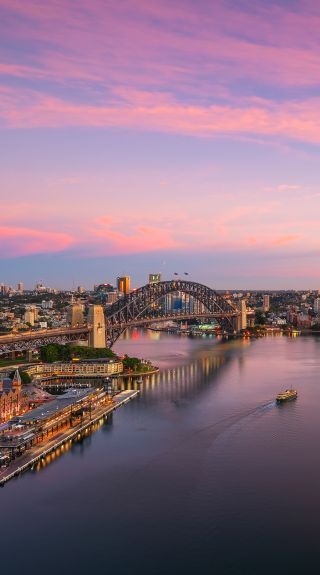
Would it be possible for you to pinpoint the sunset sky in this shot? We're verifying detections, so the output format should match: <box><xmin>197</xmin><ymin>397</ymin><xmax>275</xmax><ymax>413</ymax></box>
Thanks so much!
<box><xmin>1</xmin><ymin>0</ymin><xmax>320</xmax><ymax>289</ymax></box>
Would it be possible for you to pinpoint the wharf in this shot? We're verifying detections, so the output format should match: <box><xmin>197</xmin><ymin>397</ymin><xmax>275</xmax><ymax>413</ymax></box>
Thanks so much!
<box><xmin>0</xmin><ymin>389</ymin><xmax>139</xmax><ymax>487</ymax></box>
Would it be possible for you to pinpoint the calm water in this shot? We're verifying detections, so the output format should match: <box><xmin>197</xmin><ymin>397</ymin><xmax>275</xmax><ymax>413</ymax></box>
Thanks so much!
<box><xmin>1</xmin><ymin>331</ymin><xmax>320</xmax><ymax>574</ymax></box>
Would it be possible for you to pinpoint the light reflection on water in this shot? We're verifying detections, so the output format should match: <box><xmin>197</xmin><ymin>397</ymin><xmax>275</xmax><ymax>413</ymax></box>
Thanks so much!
<box><xmin>1</xmin><ymin>330</ymin><xmax>320</xmax><ymax>575</ymax></box>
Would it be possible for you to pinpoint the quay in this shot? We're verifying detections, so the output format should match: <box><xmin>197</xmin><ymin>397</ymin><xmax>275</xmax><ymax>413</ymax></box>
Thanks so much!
<box><xmin>0</xmin><ymin>389</ymin><xmax>138</xmax><ymax>487</ymax></box>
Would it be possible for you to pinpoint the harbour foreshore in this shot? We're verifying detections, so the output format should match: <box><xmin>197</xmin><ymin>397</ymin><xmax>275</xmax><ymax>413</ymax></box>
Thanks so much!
<box><xmin>0</xmin><ymin>389</ymin><xmax>138</xmax><ymax>487</ymax></box>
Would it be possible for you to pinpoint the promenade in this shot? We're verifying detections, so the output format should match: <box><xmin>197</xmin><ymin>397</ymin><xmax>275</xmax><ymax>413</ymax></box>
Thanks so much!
<box><xmin>0</xmin><ymin>389</ymin><xmax>138</xmax><ymax>487</ymax></box>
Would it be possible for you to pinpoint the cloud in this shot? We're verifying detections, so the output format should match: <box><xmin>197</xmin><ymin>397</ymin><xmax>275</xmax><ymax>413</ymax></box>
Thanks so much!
<box><xmin>272</xmin><ymin>235</ymin><xmax>301</xmax><ymax>246</ymax></box>
<box><xmin>2</xmin><ymin>86</ymin><xmax>320</xmax><ymax>144</ymax></box>
<box><xmin>0</xmin><ymin>226</ymin><xmax>74</xmax><ymax>257</ymax></box>
<box><xmin>277</xmin><ymin>184</ymin><xmax>300</xmax><ymax>192</ymax></box>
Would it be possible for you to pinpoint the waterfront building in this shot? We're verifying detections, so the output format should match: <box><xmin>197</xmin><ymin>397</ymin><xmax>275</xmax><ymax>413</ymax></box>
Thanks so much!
<box><xmin>67</xmin><ymin>303</ymin><xmax>84</xmax><ymax>327</ymax></box>
<box><xmin>263</xmin><ymin>294</ymin><xmax>270</xmax><ymax>312</ymax></box>
<box><xmin>13</xmin><ymin>388</ymin><xmax>102</xmax><ymax>427</ymax></box>
<box><xmin>88</xmin><ymin>305</ymin><xmax>106</xmax><ymax>348</ymax></box>
<box><xmin>26</xmin><ymin>359</ymin><xmax>123</xmax><ymax>380</ymax></box>
<box><xmin>117</xmin><ymin>276</ymin><xmax>130</xmax><ymax>295</ymax></box>
<box><xmin>0</xmin><ymin>370</ymin><xmax>25</xmax><ymax>423</ymax></box>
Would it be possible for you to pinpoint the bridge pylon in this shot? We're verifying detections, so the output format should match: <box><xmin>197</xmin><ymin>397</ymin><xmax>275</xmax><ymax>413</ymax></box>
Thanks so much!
<box><xmin>88</xmin><ymin>305</ymin><xmax>106</xmax><ymax>348</ymax></box>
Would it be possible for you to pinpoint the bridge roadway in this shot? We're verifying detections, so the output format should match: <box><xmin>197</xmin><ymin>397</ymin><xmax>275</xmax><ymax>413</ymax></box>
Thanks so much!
<box><xmin>0</xmin><ymin>311</ymin><xmax>236</xmax><ymax>355</ymax></box>
<box><xmin>0</xmin><ymin>389</ymin><xmax>138</xmax><ymax>486</ymax></box>
<box><xmin>0</xmin><ymin>325</ymin><xmax>90</xmax><ymax>354</ymax></box>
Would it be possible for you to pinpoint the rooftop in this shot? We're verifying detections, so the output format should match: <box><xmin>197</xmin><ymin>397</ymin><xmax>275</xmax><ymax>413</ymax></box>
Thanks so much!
<box><xmin>14</xmin><ymin>388</ymin><xmax>97</xmax><ymax>424</ymax></box>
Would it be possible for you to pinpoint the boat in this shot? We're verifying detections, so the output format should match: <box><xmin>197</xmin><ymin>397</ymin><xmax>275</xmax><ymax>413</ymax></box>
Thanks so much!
<box><xmin>276</xmin><ymin>389</ymin><xmax>298</xmax><ymax>403</ymax></box>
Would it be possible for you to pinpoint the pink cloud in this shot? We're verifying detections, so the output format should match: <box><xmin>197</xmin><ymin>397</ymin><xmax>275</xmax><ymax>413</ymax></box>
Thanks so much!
<box><xmin>0</xmin><ymin>226</ymin><xmax>74</xmax><ymax>257</ymax></box>
<box><xmin>272</xmin><ymin>235</ymin><xmax>301</xmax><ymax>246</ymax></box>
<box><xmin>1</xmin><ymin>86</ymin><xmax>320</xmax><ymax>144</ymax></box>
<box><xmin>90</xmin><ymin>219</ymin><xmax>183</xmax><ymax>255</ymax></box>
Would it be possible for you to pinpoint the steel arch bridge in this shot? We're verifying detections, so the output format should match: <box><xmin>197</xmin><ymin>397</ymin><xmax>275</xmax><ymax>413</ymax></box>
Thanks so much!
<box><xmin>105</xmin><ymin>280</ymin><xmax>240</xmax><ymax>345</ymax></box>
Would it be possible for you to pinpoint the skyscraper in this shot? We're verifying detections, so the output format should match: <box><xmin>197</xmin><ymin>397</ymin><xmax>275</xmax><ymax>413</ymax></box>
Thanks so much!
<box><xmin>17</xmin><ymin>282</ymin><xmax>24</xmax><ymax>294</ymax></box>
<box><xmin>263</xmin><ymin>294</ymin><xmax>270</xmax><ymax>312</ymax></box>
<box><xmin>240</xmin><ymin>299</ymin><xmax>247</xmax><ymax>329</ymax></box>
<box><xmin>88</xmin><ymin>305</ymin><xmax>106</xmax><ymax>348</ymax></box>
<box><xmin>117</xmin><ymin>276</ymin><xmax>130</xmax><ymax>295</ymax></box>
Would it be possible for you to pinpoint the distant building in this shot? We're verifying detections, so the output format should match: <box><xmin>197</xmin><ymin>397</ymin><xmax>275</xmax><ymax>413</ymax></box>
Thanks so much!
<box><xmin>117</xmin><ymin>276</ymin><xmax>130</xmax><ymax>295</ymax></box>
<box><xmin>17</xmin><ymin>282</ymin><xmax>24</xmax><ymax>294</ymax></box>
<box><xmin>88</xmin><ymin>305</ymin><xmax>106</xmax><ymax>348</ymax></box>
<box><xmin>240</xmin><ymin>299</ymin><xmax>247</xmax><ymax>329</ymax></box>
<box><xmin>0</xmin><ymin>284</ymin><xmax>10</xmax><ymax>295</ymax></box>
<box><xmin>149</xmin><ymin>274</ymin><xmax>161</xmax><ymax>284</ymax></box>
<box><xmin>41</xmin><ymin>300</ymin><xmax>53</xmax><ymax>309</ymax></box>
<box><xmin>314</xmin><ymin>298</ymin><xmax>320</xmax><ymax>314</ymax></box>
<box><xmin>263</xmin><ymin>294</ymin><xmax>270</xmax><ymax>312</ymax></box>
<box><xmin>77</xmin><ymin>286</ymin><xmax>85</xmax><ymax>294</ymax></box>
<box><xmin>106</xmin><ymin>291</ymin><xmax>118</xmax><ymax>305</ymax></box>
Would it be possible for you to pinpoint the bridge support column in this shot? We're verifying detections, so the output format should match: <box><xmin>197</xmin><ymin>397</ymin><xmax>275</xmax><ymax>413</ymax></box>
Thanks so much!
<box><xmin>88</xmin><ymin>305</ymin><xmax>106</xmax><ymax>348</ymax></box>
<box><xmin>25</xmin><ymin>350</ymin><xmax>33</xmax><ymax>362</ymax></box>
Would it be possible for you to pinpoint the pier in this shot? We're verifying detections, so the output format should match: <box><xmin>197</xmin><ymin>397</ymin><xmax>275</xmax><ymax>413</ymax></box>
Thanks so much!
<box><xmin>0</xmin><ymin>389</ymin><xmax>138</xmax><ymax>487</ymax></box>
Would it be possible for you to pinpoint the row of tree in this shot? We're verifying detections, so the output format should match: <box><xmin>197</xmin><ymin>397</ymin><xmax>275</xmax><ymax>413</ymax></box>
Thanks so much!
<box><xmin>39</xmin><ymin>344</ymin><xmax>116</xmax><ymax>363</ymax></box>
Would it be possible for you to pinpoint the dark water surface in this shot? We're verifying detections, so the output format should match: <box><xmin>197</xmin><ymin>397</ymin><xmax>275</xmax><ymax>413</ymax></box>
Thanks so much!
<box><xmin>1</xmin><ymin>331</ymin><xmax>320</xmax><ymax>574</ymax></box>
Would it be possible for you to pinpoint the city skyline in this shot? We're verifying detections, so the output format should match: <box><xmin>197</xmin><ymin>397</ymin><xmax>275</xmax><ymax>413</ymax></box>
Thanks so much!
<box><xmin>1</xmin><ymin>0</ymin><xmax>320</xmax><ymax>287</ymax></box>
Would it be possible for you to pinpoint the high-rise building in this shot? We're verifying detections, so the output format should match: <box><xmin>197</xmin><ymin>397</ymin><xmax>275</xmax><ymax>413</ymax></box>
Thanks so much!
<box><xmin>88</xmin><ymin>305</ymin><xmax>106</xmax><ymax>348</ymax></box>
<box><xmin>117</xmin><ymin>276</ymin><xmax>130</xmax><ymax>295</ymax></box>
<box><xmin>314</xmin><ymin>298</ymin><xmax>320</xmax><ymax>314</ymax></box>
<box><xmin>77</xmin><ymin>286</ymin><xmax>85</xmax><ymax>294</ymax></box>
<box><xmin>149</xmin><ymin>273</ymin><xmax>161</xmax><ymax>284</ymax></box>
<box><xmin>240</xmin><ymin>299</ymin><xmax>247</xmax><ymax>329</ymax></box>
<box><xmin>17</xmin><ymin>282</ymin><xmax>24</xmax><ymax>294</ymax></box>
<box><xmin>263</xmin><ymin>294</ymin><xmax>270</xmax><ymax>312</ymax></box>
<box><xmin>67</xmin><ymin>303</ymin><xmax>84</xmax><ymax>327</ymax></box>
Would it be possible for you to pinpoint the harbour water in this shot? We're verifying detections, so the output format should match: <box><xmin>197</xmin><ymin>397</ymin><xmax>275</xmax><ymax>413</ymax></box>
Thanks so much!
<box><xmin>1</xmin><ymin>330</ymin><xmax>320</xmax><ymax>574</ymax></box>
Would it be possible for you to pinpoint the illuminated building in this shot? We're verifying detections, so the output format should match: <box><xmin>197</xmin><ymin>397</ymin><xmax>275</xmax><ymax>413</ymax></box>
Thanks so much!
<box><xmin>117</xmin><ymin>276</ymin><xmax>130</xmax><ymax>295</ymax></box>
<box><xmin>263</xmin><ymin>294</ymin><xmax>270</xmax><ymax>312</ymax></box>
<box><xmin>240</xmin><ymin>299</ymin><xmax>247</xmax><ymax>329</ymax></box>
<box><xmin>88</xmin><ymin>305</ymin><xmax>106</xmax><ymax>348</ymax></box>
<box><xmin>26</xmin><ymin>359</ymin><xmax>123</xmax><ymax>379</ymax></box>
<box><xmin>0</xmin><ymin>370</ymin><xmax>25</xmax><ymax>423</ymax></box>
<box><xmin>149</xmin><ymin>274</ymin><xmax>161</xmax><ymax>284</ymax></box>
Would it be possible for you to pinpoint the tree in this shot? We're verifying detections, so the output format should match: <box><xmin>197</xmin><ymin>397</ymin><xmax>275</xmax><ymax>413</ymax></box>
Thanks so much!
<box><xmin>255</xmin><ymin>310</ymin><xmax>266</xmax><ymax>325</ymax></box>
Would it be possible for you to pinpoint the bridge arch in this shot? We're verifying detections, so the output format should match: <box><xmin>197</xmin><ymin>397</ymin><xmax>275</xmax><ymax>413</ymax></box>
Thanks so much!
<box><xmin>105</xmin><ymin>280</ymin><xmax>240</xmax><ymax>345</ymax></box>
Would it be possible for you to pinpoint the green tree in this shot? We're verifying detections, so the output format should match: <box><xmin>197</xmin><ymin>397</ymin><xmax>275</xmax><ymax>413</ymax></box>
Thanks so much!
<box><xmin>255</xmin><ymin>310</ymin><xmax>266</xmax><ymax>325</ymax></box>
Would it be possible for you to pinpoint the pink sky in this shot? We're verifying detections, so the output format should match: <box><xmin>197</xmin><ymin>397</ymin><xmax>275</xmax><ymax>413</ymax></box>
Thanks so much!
<box><xmin>1</xmin><ymin>0</ymin><xmax>320</xmax><ymax>287</ymax></box>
